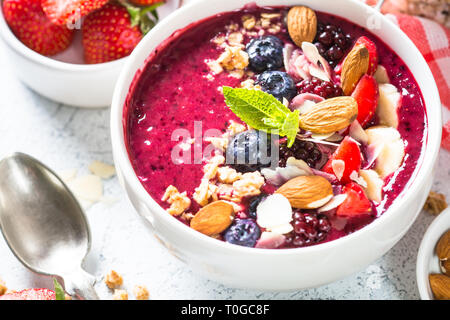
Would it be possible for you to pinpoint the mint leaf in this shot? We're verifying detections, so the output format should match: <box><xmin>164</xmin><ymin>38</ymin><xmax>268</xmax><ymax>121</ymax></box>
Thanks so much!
<box><xmin>222</xmin><ymin>86</ymin><xmax>299</xmax><ymax>146</ymax></box>
<box><xmin>53</xmin><ymin>278</ymin><xmax>65</xmax><ymax>300</ymax></box>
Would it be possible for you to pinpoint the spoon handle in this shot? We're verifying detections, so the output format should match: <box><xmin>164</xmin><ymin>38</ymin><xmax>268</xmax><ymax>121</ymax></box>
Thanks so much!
<box><xmin>63</xmin><ymin>268</ymin><xmax>99</xmax><ymax>300</ymax></box>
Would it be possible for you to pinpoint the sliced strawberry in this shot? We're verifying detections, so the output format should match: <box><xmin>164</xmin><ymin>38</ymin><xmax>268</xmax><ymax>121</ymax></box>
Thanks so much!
<box><xmin>0</xmin><ymin>288</ymin><xmax>55</xmax><ymax>300</ymax></box>
<box><xmin>336</xmin><ymin>182</ymin><xmax>372</xmax><ymax>217</ymax></box>
<box><xmin>354</xmin><ymin>36</ymin><xmax>378</xmax><ymax>75</ymax></box>
<box><xmin>351</xmin><ymin>74</ymin><xmax>379</xmax><ymax>127</ymax></box>
<box><xmin>3</xmin><ymin>0</ymin><xmax>74</xmax><ymax>56</ymax></box>
<box><xmin>41</xmin><ymin>0</ymin><xmax>109</xmax><ymax>26</ymax></box>
<box><xmin>442</xmin><ymin>120</ymin><xmax>450</xmax><ymax>151</ymax></box>
<box><xmin>322</xmin><ymin>136</ymin><xmax>362</xmax><ymax>184</ymax></box>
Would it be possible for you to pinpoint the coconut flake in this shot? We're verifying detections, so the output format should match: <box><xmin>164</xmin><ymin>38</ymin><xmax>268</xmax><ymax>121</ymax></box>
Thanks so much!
<box><xmin>318</xmin><ymin>194</ymin><xmax>348</xmax><ymax>213</ymax></box>
<box><xmin>256</xmin><ymin>194</ymin><xmax>293</xmax><ymax>231</ymax></box>
<box><xmin>89</xmin><ymin>160</ymin><xmax>116</xmax><ymax>179</ymax></box>
<box><xmin>307</xmin><ymin>194</ymin><xmax>333</xmax><ymax>209</ymax></box>
<box><xmin>311</xmin><ymin>169</ymin><xmax>338</xmax><ymax>184</ymax></box>
<box><xmin>289</xmin><ymin>93</ymin><xmax>324</xmax><ymax>113</ymax></box>
<box><xmin>331</xmin><ymin>159</ymin><xmax>345</xmax><ymax>181</ymax></box>
<box><xmin>325</xmin><ymin>133</ymin><xmax>344</xmax><ymax>142</ymax></box>
<box><xmin>301</xmin><ymin>42</ymin><xmax>332</xmax><ymax>82</ymax></box>
<box><xmin>349</xmin><ymin>121</ymin><xmax>369</xmax><ymax>145</ymax></box>
<box><xmin>269</xmin><ymin>223</ymin><xmax>294</xmax><ymax>235</ymax></box>
<box><xmin>364</xmin><ymin>142</ymin><xmax>384</xmax><ymax>169</ymax></box>
<box><xmin>261</xmin><ymin>158</ymin><xmax>312</xmax><ymax>186</ymax></box>
<box><xmin>349</xmin><ymin>170</ymin><xmax>368</xmax><ymax>188</ymax></box>
<box><xmin>374</xmin><ymin>65</ymin><xmax>390</xmax><ymax>84</ymax></box>
<box><xmin>311</xmin><ymin>132</ymin><xmax>335</xmax><ymax>140</ymax></box>
<box><xmin>255</xmin><ymin>232</ymin><xmax>286</xmax><ymax>249</ymax></box>
<box><xmin>67</xmin><ymin>174</ymin><xmax>103</xmax><ymax>203</ymax></box>
<box><xmin>283</xmin><ymin>43</ymin><xmax>294</xmax><ymax>73</ymax></box>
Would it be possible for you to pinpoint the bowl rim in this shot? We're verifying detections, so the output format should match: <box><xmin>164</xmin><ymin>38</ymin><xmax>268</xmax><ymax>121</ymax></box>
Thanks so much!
<box><xmin>416</xmin><ymin>207</ymin><xmax>450</xmax><ymax>300</ymax></box>
<box><xmin>0</xmin><ymin>7</ymin><xmax>126</xmax><ymax>71</ymax></box>
<box><xmin>111</xmin><ymin>0</ymin><xmax>442</xmax><ymax>256</ymax></box>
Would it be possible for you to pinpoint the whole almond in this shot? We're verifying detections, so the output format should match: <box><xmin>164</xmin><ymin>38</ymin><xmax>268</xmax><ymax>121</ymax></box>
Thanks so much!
<box><xmin>190</xmin><ymin>200</ymin><xmax>234</xmax><ymax>236</ymax></box>
<box><xmin>436</xmin><ymin>230</ymin><xmax>450</xmax><ymax>261</ymax></box>
<box><xmin>287</xmin><ymin>6</ymin><xmax>317</xmax><ymax>47</ymax></box>
<box><xmin>429</xmin><ymin>274</ymin><xmax>450</xmax><ymax>300</ymax></box>
<box><xmin>341</xmin><ymin>44</ymin><xmax>369</xmax><ymax>95</ymax></box>
<box><xmin>276</xmin><ymin>175</ymin><xmax>333</xmax><ymax>209</ymax></box>
<box><xmin>298</xmin><ymin>96</ymin><xmax>358</xmax><ymax>134</ymax></box>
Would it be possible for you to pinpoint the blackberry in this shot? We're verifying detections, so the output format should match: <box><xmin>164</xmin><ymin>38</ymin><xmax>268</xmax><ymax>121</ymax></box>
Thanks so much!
<box><xmin>291</xmin><ymin>211</ymin><xmax>331</xmax><ymax>247</ymax></box>
<box><xmin>314</xmin><ymin>23</ymin><xmax>353</xmax><ymax>67</ymax></box>
<box><xmin>297</xmin><ymin>78</ymin><xmax>343</xmax><ymax>99</ymax></box>
<box><xmin>278</xmin><ymin>139</ymin><xmax>322</xmax><ymax>168</ymax></box>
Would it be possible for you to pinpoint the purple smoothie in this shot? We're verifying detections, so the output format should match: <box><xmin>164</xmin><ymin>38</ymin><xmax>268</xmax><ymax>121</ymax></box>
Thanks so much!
<box><xmin>124</xmin><ymin>7</ymin><xmax>426</xmax><ymax>247</ymax></box>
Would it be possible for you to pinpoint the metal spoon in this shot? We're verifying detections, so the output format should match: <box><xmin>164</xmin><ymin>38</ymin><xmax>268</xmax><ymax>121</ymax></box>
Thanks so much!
<box><xmin>0</xmin><ymin>152</ymin><xmax>99</xmax><ymax>300</ymax></box>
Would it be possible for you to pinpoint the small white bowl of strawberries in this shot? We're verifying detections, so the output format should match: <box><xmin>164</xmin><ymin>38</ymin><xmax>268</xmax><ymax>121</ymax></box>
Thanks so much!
<box><xmin>0</xmin><ymin>0</ymin><xmax>179</xmax><ymax>107</ymax></box>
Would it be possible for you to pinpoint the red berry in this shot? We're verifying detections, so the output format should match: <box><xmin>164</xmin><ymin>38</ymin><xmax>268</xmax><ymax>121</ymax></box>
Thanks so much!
<box><xmin>41</xmin><ymin>0</ymin><xmax>109</xmax><ymax>25</ymax></box>
<box><xmin>351</xmin><ymin>74</ymin><xmax>379</xmax><ymax>127</ymax></box>
<box><xmin>129</xmin><ymin>0</ymin><xmax>164</xmax><ymax>6</ymax></box>
<box><xmin>3</xmin><ymin>0</ymin><xmax>74</xmax><ymax>56</ymax></box>
<box><xmin>0</xmin><ymin>288</ymin><xmax>55</xmax><ymax>300</ymax></box>
<box><xmin>336</xmin><ymin>182</ymin><xmax>372</xmax><ymax>217</ymax></box>
<box><xmin>354</xmin><ymin>36</ymin><xmax>378</xmax><ymax>75</ymax></box>
<box><xmin>322</xmin><ymin>136</ymin><xmax>362</xmax><ymax>184</ymax></box>
<box><xmin>442</xmin><ymin>120</ymin><xmax>450</xmax><ymax>151</ymax></box>
<box><xmin>82</xmin><ymin>3</ymin><xmax>143</xmax><ymax>64</ymax></box>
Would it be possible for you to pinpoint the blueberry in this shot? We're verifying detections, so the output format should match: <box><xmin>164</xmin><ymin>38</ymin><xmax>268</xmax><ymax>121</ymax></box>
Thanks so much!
<box><xmin>256</xmin><ymin>71</ymin><xmax>297</xmax><ymax>101</ymax></box>
<box><xmin>224</xmin><ymin>219</ymin><xmax>261</xmax><ymax>247</ymax></box>
<box><xmin>226</xmin><ymin>130</ymin><xmax>274</xmax><ymax>173</ymax></box>
<box><xmin>246</xmin><ymin>35</ymin><xmax>284</xmax><ymax>72</ymax></box>
<box><xmin>248</xmin><ymin>194</ymin><xmax>266</xmax><ymax>219</ymax></box>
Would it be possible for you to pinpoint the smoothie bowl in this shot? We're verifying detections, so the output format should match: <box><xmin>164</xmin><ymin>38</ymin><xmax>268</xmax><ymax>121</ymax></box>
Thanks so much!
<box><xmin>111</xmin><ymin>0</ymin><xmax>441</xmax><ymax>290</ymax></box>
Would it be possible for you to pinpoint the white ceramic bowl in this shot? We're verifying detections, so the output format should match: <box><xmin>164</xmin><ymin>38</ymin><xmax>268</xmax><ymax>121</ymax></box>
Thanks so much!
<box><xmin>111</xmin><ymin>0</ymin><xmax>442</xmax><ymax>290</ymax></box>
<box><xmin>417</xmin><ymin>208</ymin><xmax>450</xmax><ymax>300</ymax></box>
<box><xmin>0</xmin><ymin>1</ymin><xmax>179</xmax><ymax>108</ymax></box>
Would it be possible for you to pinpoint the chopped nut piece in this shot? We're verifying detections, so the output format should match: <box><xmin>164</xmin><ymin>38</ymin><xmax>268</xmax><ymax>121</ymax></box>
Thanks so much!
<box><xmin>229</xmin><ymin>69</ymin><xmax>245</xmax><ymax>79</ymax></box>
<box><xmin>216</xmin><ymin>45</ymin><xmax>249</xmax><ymax>71</ymax></box>
<box><xmin>217</xmin><ymin>167</ymin><xmax>242</xmax><ymax>184</ymax></box>
<box><xmin>260</xmin><ymin>12</ymin><xmax>282</xmax><ymax>19</ymax></box>
<box><xmin>206</xmin><ymin>60</ymin><xmax>224</xmax><ymax>74</ymax></box>
<box><xmin>0</xmin><ymin>278</ymin><xmax>7</xmax><ymax>296</ymax></box>
<box><xmin>226</xmin><ymin>22</ymin><xmax>239</xmax><ymax>32</ymax></box>
<box><xmin>225</xmin><ymin>120</ymin><xmax>247</xmax><ymax>138</ymax></box>
<box><xmin>205</xmin><ymin>136</ymin><xmax>229</xmax><ymax>152</ymax></box>
<box><xmin>423</xmin><ymin>191</ymin><xmax>448</xmax><ymax>215</ymax></box>
<box><xmin>180</xmin><ymin>211</ymin><xmax>195</xmax><ymax>223</ymax></box>
<box><xmin>203</xmin><ymin>155</ymin><xmax>225</xmax><ymax>180</ymax></box>
<box><xmin>240</xmin><ymin>78</ymin><xmax>262</xmax><ymax>90</ymax></box>
<box><xmin>232</xmin><ymin>171</ymin><xmax>265</xmax><ymax>201</ymax></box>
<box><xmin>212</xmin><ymin>35</ymin><xmax>226</xmax><ymax>45</ymax></box>
<box><xmin>113</xmin><ymin>289</ymin><xmax>128</xmax><ymax>300</ymax></box>
<box><xmin>133</xmin><ymin>285</ymin><xmax>150</xmax><ymax>300</ymax></box>
<box><xmin>242</xmin><ymin>15</ymin><xmax>256</xmax><ymax>29</ymax></box>
<box><xmin>162</xmin><ymin>185</ymin><xmax>191</xmax><ymax>216</ymax></box>
<box><xmin>104</xmin><ymin>270</ymin><xmax>123</xmax><ymax>289</ymax></box>
<box><xmin>193</xmin><ymin>179</ymin><xmax>218</xmax><ymax>206</ymax></box>
<box><xmin>228</xmin><ymin>32</ymin><xmax>243</xmax><ymax>46</ymax></box>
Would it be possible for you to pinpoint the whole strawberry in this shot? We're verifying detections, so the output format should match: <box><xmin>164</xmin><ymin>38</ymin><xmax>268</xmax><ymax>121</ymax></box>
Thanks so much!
<box><xmin>82</xmin><ymin>2</ymin><xmax>146</xmax><ymax>64</ymax></box>
<box><xmin>2</xmin><ymin>0</ymin><xmax>74</xmax><ymax>56</ymax></box>
<box><xmin>41</xmin><ymin>0</ymin><xmax>109</xmax><ymax>26</ymax></box>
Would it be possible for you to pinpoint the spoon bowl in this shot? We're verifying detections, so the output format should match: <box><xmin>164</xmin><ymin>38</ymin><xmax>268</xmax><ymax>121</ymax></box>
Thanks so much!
<box><xmin>0</xmin><ymin>152</ymin><xmax>98</xmax><ymax>299</ymax></box>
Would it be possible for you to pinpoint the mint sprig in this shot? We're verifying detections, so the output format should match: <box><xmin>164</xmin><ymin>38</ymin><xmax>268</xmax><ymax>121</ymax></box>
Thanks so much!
<box><xmin>53</xmin><ymin>278</ymin><xmax>65</xmax><ymax>300</ymax></box>
<box><xmin>222</xmin><ymin>86</ymin><xmax>299</xmax><ymax>147</ymax></box>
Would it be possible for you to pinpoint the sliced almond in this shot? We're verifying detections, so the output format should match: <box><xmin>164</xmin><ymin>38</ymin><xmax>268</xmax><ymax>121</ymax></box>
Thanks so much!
<box><xmin>298</xmin><ymin>96</ymin><xmax>358</xmax><ymax>134</ymax></box>
<box><xmin>190</xmin><ymin>200</ymin><xmax>234</xmax><ymax>236</ymax></box>
<box><xmin>359</xmin><ymin>169</ymin><xmax>384</xmax><ymax>203</ymax></box>
<box><xmin>276</xmin><ymin>175</ymin><xmax>333</xmax><ymax>209</ymax></box>
<box><xmin>436</xmin><ymin>230</ymin><xmax>450</xmax><ymax>261</ymax></box>
<box><xmin>429</xmin><ymin>274</ymin><xmax>450</xmax><ymax>300</ymax></box>
<box><xmin>287</xmin><ymin>6</ymin><xmax>317</xmax><ymax>47</ymax></box>
<box><xmin>341</xmin><ymin>44</ymin><xmax>369</xmax><ymax>95</ymax></box>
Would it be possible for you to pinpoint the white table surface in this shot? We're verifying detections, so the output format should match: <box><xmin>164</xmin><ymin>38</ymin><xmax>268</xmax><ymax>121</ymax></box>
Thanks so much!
<box><xmin>0</xmin><ymin>33</ymin><xmax>449</xmax><ymax>301</ymax></box>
